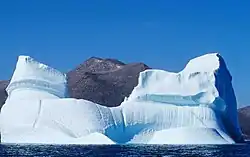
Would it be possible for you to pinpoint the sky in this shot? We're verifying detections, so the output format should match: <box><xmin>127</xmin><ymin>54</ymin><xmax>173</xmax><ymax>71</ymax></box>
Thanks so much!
<box><xmin>0</xmin><ymin>1</ymin><xmax>249</xmax><ymax>107</ymax></box>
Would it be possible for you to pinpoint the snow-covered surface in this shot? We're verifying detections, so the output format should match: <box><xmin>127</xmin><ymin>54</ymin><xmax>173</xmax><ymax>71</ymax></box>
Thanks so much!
<box><xmin>0</xmin><ymin>53</ymin><xmax>243</xmax><ymax>144</ymax></box>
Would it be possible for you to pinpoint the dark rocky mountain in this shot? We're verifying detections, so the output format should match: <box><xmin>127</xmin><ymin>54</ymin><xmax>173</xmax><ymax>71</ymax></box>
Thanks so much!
<box><xmin>67</xmin><ymin>57</ymin><xmax>150</xmax><ymax>107</ymax></box>
<box><xmin>238</xmin><ymin>106</ymin><xmax>250</xmax><ymax>140</ymax></box>
<box><xmin>0</xmin><ymin>80</ymin><xmax>9</xmax><ymax>109</ymax></box>
<box><xmin>0</xmin><ymin>57</ymin><xmax>150</xmax><ymax>108</ymax></box>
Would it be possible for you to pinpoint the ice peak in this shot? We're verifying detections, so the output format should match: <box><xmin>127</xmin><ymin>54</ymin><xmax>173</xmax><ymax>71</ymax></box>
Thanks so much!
<box><xmin>128</xmin><ymin>53</ymin><xmax>227</xmax><ymax>101</ymax></box>
<box><xmin>184</xmin><ymin>53</ymin><xmax>224</xmax><ymax>73</ymax></box>
<box><xmin>17</xmin><ymin>55</ymin><xmax>64</xmax><ymax>75</ymax></box>
<box><xmin>6</xmin><ymin>55</ymin><xmax>67</xmax><ymax>98</ymax></box>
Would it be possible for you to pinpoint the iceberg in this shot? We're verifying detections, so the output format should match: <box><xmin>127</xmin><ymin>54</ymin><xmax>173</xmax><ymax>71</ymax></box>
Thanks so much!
<box><xmin>122</xmin><ymin>53</ymin><xmax>243</xmax><ymax>144</ymax></box>
<box><xmin>6</xmin><ymin>56</ymin><xmax>67</xmax><ymax>100</ymax></box>
<box><xmin>0</xmin><ymin>54</ymin><xmax>243</xmax><ymax>144</ymax></box>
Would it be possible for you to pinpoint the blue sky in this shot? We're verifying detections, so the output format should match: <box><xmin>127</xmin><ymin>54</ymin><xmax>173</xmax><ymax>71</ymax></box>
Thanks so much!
<box><xmin>0</xmin><ymin>1</ymin><xmax>249</xmax><ymax>107</ymax></box>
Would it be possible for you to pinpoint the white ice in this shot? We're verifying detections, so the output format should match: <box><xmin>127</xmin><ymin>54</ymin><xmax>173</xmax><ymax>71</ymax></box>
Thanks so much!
<box><xmin>0</xmin><ymin>54</ymin><xmax>243</xmax><ymax>144</ymax></box>
<box><xmin>6</xmin><ymin>56</ymin><xmax>67</xmax><ymax>100</ymax></box>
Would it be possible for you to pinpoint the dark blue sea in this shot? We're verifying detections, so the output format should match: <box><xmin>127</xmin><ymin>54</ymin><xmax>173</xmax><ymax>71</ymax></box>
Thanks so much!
<box><xmin>0</xmin><ymin>144</ymin><xmax>249</xmax><ymax>157</ymax></box>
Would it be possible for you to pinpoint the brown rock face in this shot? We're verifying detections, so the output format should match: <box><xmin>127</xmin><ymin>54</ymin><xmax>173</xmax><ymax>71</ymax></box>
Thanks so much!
<box><xmin>67</xmin><ymin>57</ymin><xmax>150</xmax><ymax>107</ymax></box>
<box><xmin>238</xmin><ymin>106</ymin><xmax>250</xmax><ymax>140</ymax></box>
<box><xmin>0</xmin><ymin>80</ymin><xmax>9</xmax><ymax>109</ymax></box>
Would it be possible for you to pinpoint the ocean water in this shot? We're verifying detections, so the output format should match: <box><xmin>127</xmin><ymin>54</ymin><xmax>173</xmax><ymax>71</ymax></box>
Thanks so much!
<box><xmin>0</xmin><ymin>144</ymin><xmax>249</xmax><ymax>157</ymax></box>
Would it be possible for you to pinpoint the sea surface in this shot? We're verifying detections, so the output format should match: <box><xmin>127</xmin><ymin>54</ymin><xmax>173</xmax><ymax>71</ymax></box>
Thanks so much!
<box><xmin>0</xmin><ymin>144</ymin><xmax>249</xmax><ymax>157</ymax></box>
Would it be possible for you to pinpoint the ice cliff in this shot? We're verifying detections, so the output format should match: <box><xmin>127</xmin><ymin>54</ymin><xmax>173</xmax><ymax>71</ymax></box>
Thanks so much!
<box><xmin>0</xmin><ymin>54</ymin><xmax>243</xmax><ymax>144</ymax></box>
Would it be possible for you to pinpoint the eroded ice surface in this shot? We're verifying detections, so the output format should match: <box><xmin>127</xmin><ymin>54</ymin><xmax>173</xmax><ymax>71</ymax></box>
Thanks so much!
<box><xmin>0</xmin><ymin>54</ymin><xmax>243</xmax><ymax>144</ymax></box>
<box><xmin>6</xmin><ymin>56</ymin><xmax>67</xmax><ymax>99</ymax></box>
